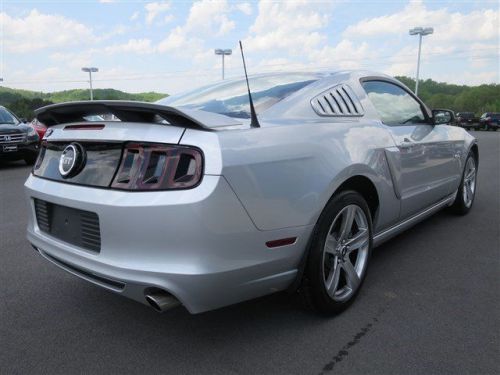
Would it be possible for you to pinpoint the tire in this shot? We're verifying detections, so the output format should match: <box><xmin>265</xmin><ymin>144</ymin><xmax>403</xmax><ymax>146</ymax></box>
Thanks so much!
<box><xmin>301</xmin><ymin>190</ymin><xmax>372</xmax><ymax>314</ymax></box>
<box><xmin>24</xmin><ymin>156</ymin><xmax>37</xmax><ymax>165</ymax></box>
<box><xmin>449</xmin><ymin>152</ymin><xmax>477</xmax><ymax>215</ymax></box>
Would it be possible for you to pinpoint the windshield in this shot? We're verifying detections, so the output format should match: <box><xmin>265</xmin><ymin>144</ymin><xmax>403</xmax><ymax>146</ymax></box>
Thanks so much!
<box><xmin>0</xmin><ymin>108</ymin><xmax>19</xmax><ymax>125</ymax></box>
<box><xmin>157</xmin><ymin>73</ymin><xmax>320</xmax><ymax>119</ymax></box>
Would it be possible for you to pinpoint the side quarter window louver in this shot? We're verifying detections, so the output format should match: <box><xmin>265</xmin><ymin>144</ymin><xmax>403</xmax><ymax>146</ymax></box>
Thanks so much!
<box><xmin>311</xmin><ymin>84</ymin><xmax>364</xmax><ymax>117</ymax></box>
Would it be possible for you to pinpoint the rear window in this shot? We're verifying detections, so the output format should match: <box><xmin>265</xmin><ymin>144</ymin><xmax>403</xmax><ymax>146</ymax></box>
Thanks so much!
<box><xmin>157</xmin><ymin>74</ymin><xmax>320</xmax><ymax>119</ymax></box>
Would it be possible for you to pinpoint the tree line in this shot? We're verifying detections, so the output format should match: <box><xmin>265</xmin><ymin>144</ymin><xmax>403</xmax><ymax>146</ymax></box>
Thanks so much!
<box><xmin>396</xmin><ymin>76</ymin><xmax>499</xmax><ymax>114</ymax></box>
<box><xmin>1</xmin><ymin>77</ymin><xmax>499</xmax><ymax>120</ymax></box>
<box><xmin>0</xmin><ymin>87</ymin><xmax>167</xmax><ymax>120</ymax></box>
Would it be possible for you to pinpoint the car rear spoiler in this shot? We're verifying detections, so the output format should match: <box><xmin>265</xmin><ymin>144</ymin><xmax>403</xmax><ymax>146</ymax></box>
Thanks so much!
<box><xmin>34</xmin><ymin>100</ymin><xmax>243</xmax><ymax>130</ymax></box>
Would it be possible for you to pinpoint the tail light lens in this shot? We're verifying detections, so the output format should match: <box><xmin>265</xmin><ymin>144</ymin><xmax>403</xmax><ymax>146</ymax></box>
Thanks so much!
<box><xmin>111</xmin><ymin>143</ymin><xmax>203</xmax><ymax>190</ymax></box>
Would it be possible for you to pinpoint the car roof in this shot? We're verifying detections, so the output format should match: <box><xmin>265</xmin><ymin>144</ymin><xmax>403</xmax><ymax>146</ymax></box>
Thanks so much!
<box><xmin>227</xmin><ymin>70</ymin><xmax>394</xmax><ymax>82</ymax></box>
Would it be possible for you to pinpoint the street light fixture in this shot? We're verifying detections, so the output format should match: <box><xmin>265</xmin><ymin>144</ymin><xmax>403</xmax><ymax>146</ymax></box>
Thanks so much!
<box><xmin>409</xmin><ymin>27</ymin><xmax>433</xmax><ymax>97</ymax></box>
<box><xmin>81</xmin><ymin>67</ymin><xmax>99</xmax><ymax>100</ymax></box>
<box><xmin>214</xmin><ymin>49</ymin><xmax>232</xmax><ymax>80</ymax></box>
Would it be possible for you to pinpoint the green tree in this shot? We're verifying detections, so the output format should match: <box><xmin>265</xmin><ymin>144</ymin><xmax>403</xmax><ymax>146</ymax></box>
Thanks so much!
<box><xmin>1</xmin><ymin>86</ymin><xmax>168</xmax><ymax>120</ymax></box>
<box><xmin>395</xmin><ymin>76</ymin><xmax>499</xmax><ymax>114</ymax></box>
<box><xmin>8</xmin><ymin>98</ymin><xmax>54</xmax><ymax>120</ymax></box>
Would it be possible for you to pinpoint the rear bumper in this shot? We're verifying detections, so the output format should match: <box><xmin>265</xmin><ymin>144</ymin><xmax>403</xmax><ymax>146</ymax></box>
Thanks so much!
<box><xmin>0</xmin><ymin>141</ymin><xmax>39</xmax><ymax>160</ymax></box>
<box><xmin>25</xmin><ymin>174</ymin><xmax>312</xmax><ymax>313</ymax></box>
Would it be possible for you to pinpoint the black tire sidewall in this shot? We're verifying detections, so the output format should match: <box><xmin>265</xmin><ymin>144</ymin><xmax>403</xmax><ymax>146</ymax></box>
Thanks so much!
<box><xmin>24</xmin><ymin>157</ymin><xmax>37</xmax><ymax>165</ymax></box>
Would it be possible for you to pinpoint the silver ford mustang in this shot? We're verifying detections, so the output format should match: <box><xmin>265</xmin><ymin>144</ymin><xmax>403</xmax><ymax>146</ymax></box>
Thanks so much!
<box><xmin>25</xmin><ymin>71</ymin><xmax>478</xmax><ymax>314</ymax></box>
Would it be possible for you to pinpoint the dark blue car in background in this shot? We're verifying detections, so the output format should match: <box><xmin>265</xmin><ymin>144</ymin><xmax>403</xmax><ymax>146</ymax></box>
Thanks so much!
<box><xmin>480</xmin><ymin>112</ymin><xmax>500</xmax><ymax>131</ymax></box>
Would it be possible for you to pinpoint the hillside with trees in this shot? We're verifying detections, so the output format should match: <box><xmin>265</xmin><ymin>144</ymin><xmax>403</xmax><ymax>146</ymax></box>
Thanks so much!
<box><xmin>1</xmin><ymin>77</ymin><xmax>499</xmax><ymax>120</ymax></box>
<box><xmin>0</xmin><ymin>87</ymin><xmax>167</xmax><ymax>120</ymax></box>
<box><xmin>396</xmin><ymin>76</ymin><xmax>499</xmax><ymax>114</ymax></box>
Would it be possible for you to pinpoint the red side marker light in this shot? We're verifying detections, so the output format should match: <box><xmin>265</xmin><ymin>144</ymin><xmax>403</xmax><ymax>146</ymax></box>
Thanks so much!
<box><xmin>266</xmin><ymin>237</ymin><xmax>297</xmax><ymax>248</ymax></box>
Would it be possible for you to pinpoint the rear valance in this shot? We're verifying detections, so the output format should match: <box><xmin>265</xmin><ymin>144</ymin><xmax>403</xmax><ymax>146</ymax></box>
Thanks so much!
<box><xmin>35</xmin><ymin>100</ymin><xmax>243</xmax><ymax>130</ymax></box>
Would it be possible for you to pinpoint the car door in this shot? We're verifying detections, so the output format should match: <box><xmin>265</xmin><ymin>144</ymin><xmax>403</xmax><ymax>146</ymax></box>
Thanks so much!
<box><xmin>361</xmin><ymin>79</ymin><xmax>459</xmax><ymax>220</ymax></box>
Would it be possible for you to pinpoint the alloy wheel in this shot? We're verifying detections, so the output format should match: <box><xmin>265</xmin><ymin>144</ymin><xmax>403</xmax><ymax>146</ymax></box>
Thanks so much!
<box><xmin>462</xmin><ymin>157</ymin><xmax>476</xmax><ymax>208</ymax></box>
<box><xmin>322</xmin><ymin>204</ymin><xmax>370</xmax><ymax>302</ymax></box>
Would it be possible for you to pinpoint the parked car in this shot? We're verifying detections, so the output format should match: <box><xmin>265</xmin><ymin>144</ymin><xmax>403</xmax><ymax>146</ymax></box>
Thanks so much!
<box><xmin>30</xmin><ymin>118</ymin><xmax>48</xmax><ymax>141</ymax></box>
<box><xmin>0</xmin><ymin>106</ymin><xmax>40</xmax><ymax>164</ymax></box>
<box><xmin>25</xmin><ymin>71</ymin><xmax>478</xmax><ymax>315</ymax></box>
<box><xmin>479</xmin><ymin>112</ymin><xmax>500</xmax><ymax>131</ymax></box>
<box><xmin>456</xmin><ymin>112</ymin><xmax>480</xmax><ymax>130</ymax></box>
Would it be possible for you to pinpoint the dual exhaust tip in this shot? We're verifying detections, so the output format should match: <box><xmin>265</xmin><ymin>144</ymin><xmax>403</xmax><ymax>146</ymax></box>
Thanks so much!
<box><xmin>145</xmin><ymin>289</ymin><xmax>181</xmax><ymax>312</ymax></box>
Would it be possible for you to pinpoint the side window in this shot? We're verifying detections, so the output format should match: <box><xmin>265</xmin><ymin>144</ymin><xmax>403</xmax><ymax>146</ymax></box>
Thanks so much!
<box><xmin>362</xmin><ymin>81</ymin><xmax>427</xmax><ymax>126</ymax></box>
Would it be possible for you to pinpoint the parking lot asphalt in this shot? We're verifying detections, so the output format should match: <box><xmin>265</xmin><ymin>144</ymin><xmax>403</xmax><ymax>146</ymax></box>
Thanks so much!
<box><xmin>0</xmin><ymin>131</ymin><xmax>498</xmax><ymax>375</ymax></box>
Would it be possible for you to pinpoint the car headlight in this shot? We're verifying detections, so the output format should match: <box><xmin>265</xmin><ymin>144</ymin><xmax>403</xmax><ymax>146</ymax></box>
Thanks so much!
<box><xmin>27</xmin><ymin>127</ymin><xmax>37</xmax><ymax>137</ymax></box>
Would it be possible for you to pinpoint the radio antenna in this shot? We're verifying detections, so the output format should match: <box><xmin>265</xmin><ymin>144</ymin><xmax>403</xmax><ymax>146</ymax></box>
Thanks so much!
<box><xmin>239</xmin><ymin>41</ymin><xmax>260</xmax><ymax>128</ymax></box>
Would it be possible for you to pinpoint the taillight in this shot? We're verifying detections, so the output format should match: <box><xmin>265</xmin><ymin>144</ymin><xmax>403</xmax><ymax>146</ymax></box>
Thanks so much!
<box><xmin>111</xmin><ymin>143</ymin><xmax>203</xmax><ymax>190</ymax></box>
<box><xmin>33</xmin><ymin>144</ymin><xmax>46</xmax><ymax>171</ymax></box>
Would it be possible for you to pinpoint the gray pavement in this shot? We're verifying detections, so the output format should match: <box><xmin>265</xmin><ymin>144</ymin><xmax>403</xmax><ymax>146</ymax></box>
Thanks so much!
<box><xmin>1</xmin><ymin>131</ymin><xmax>498</xmax><ymax>375</ymax></box>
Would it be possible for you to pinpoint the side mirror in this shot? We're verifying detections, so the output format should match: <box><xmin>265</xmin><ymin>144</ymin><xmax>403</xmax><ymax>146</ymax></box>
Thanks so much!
<box><xmin>432</xmin><ymin>109</ymin><xmax>454</xmax><ymax>125</ymax></box>
<box><xmin>20</xmin><ymin>118</ymin><xmax>28</xmax><ymax>123</ymax></box>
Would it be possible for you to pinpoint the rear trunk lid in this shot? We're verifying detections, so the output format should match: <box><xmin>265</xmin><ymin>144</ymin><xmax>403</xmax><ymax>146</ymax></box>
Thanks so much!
<box><xmin>32</xmin><ymin>101</ymin><xmax>231</xmax><ymax>187</ymax></box>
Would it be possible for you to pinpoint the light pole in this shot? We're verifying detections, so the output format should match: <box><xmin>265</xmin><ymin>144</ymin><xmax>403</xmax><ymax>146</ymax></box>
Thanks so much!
<box><xmin>409</xmin><ymin>27</ymin><xmax>433</xmax><ymax>96</ymax></box>
<box><xmin>81</xmin><ymin>67</ymin><xmax>99</xmax><ymax>100</ymax></box>
<box><xmin>214</xmin><ymin>49</ymin><xmax>232</xmax><ymax>80</ymax></box>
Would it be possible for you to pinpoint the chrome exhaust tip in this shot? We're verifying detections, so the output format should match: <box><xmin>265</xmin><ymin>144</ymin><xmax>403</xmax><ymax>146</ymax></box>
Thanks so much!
<box><xmin>145</xmin><ymin>290</ymin><xmax>181</xmax><ymax>312</ymax></box>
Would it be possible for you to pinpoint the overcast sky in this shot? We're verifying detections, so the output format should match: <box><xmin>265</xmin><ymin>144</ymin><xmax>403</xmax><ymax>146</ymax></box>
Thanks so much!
<box><xmin>0</xmin><ymin>0</ymin><xmax>498</xmax><ymax>94</ymax></box>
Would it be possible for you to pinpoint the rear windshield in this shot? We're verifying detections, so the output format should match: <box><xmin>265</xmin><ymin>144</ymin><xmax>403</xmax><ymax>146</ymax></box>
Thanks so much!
<box><xmin>157</xmin><ymin>74</ymin><xmax>320</xmax><ymax>119</ymax></box>
<box><xmin>0</xmin><ymin>108</ymin><xmax>19</xmax><ymax>125</ymax></box>
<box><xmin>458</xmin><ymin>113</ymin><xmax>474</xmax><ymax>118</ymax></box>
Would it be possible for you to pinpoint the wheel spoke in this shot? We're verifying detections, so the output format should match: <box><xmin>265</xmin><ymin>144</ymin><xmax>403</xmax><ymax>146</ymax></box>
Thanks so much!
<box><xmin>338</xmin><ymin>206</ymin><xmax>355</xmax><ymax>242</ymax></box>
<box><xmin>466</xmin><ymin>168</ymin><xmax>475</xmax><ymax>181</ymax></box>
<box><xmin>325</xmin><ymin>262</ymin><xmax>341</xmax><ymax>296</ymax></box>
<box><xmin>342</xmin><ymin>259</ymin><xmax>360</xmax><ymax>290</ymax></box>
<box><xmin>324</xmin><ymin>234</ymin><xmax>337</xmax><ymax>255</ymax></box>
<box><xmin>465</xmin><ymin>183</ymin><xmax>473</xmax><ymax>202</ymax></box>
<box><xmin>345</xmin><ymin>228</ymin><xmax>368</xmax><ymax>251</ymax></box>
